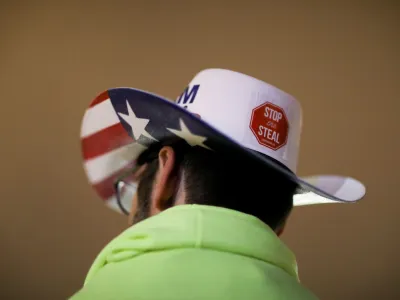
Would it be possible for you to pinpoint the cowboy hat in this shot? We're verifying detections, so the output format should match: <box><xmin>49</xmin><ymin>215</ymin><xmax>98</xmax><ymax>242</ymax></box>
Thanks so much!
<box><xmin>80</xmin><ymin>69</ymin><xmax>366</xmax><ymax>213</ymax></box>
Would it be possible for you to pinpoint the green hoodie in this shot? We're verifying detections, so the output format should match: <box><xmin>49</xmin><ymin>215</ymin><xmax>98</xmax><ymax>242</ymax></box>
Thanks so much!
<box><xmin>70</xmin><ymin>205</ymin><xmax>318</xmax><ymax>300</ymax></box>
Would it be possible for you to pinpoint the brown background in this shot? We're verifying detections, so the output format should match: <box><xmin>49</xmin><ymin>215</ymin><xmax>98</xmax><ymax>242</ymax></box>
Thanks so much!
<box><xmin>1</xmin><ymin>1</ymin><xmax>399</xmax><ymax>299</ymax></box>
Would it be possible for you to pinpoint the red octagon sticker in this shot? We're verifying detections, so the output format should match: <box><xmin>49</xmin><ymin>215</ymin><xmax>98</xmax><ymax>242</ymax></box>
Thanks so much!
<box><xmin>249</xmin><ymin>102</ymin><xmax>289</xmax><ymax>151</ymax></box>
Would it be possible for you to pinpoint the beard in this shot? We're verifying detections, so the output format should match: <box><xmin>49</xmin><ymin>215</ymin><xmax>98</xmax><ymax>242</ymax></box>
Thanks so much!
<box><xmin>129</xmin><ymin>181</ymin><xmax>152</xmax><ymax>225</ymax></box>
<box><xmin>128</xmin><ymin>160</ymin><xmax>159</xmax><ymax>226</ymax></box>
<box><xmin>129</xmin><ymin>185</ymin><xmax>176</xmax><ymax>226</ymax></box>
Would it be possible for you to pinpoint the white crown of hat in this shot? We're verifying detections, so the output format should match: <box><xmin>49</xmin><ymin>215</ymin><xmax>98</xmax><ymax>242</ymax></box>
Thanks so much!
<box><xmin>176</xmin><ymin>68</ymin><xmax>302</xmax><ymax>172</ymax></box>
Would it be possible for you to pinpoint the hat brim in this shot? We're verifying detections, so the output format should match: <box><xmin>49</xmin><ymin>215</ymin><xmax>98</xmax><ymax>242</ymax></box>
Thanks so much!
<box><xmin>81</xmin><ymin>88</ymin><xmax>366</xmax><ymax>214</ymax></box>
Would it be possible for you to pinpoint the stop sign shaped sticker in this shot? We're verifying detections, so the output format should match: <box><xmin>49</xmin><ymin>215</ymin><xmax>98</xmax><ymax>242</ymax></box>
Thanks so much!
<box><xmin>250</xmin><ymin>102</ymin><xmax>289</xmax><ymax>151</ymax></box>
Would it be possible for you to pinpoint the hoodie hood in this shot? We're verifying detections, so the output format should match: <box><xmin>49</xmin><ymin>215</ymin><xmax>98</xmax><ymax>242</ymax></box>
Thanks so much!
<box><xmin>84</xmin><ymin>204</ymin><xmax>299</xmax><ymax>285</ymax></box>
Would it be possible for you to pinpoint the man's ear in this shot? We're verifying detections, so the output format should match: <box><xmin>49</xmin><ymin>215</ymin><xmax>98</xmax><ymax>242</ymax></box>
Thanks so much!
<box><xmin>151</xmin><ymin>146</ymin><xmax>178</xmax><ymax>213</ymax></box>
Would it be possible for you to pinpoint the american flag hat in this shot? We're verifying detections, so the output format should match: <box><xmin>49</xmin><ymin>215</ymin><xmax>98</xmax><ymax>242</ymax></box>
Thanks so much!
<box><xmin>80</xmin><ymin>69</ymin><xmax>366</xmax><ymax>214</ymax></box>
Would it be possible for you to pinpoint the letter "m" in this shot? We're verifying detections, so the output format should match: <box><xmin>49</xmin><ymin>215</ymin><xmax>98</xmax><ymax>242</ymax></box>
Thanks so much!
<box><xmin>176</xmin><ymin>85</ymin><xmax>200</xmax><ymax>106</ymax></box>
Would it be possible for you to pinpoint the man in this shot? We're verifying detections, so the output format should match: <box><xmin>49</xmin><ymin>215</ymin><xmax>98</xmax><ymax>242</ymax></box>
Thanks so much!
<box><xmin>72</xmin><ymin>69</ymin><xmax>366</xmax><ymax>299</ymax></box>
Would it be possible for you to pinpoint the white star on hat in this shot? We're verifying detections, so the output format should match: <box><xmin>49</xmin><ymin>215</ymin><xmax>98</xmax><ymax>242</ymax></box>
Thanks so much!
<box><xmin>118</xmin><ymin>100</ymin><xmax>157</xmax><ymax>141</ymax></box>
<box><xmin>167</xmin><ymin>118</ymin><xmax>212</xmax><ymax>150</ymax></box>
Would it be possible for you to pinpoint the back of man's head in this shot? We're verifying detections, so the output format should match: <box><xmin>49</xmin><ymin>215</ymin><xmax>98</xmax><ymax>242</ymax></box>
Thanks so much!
<box><xmin>135</xmin><ymin>142</ymin><xmax>297</xmax><ymax>232</ymax></box>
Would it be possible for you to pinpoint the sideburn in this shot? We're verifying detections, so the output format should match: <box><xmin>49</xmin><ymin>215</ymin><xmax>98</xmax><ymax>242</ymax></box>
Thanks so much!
<box><xmin>134</xmin><ymin>161</ymin><xmax>158</xmax><ymax>224</ymax></box>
